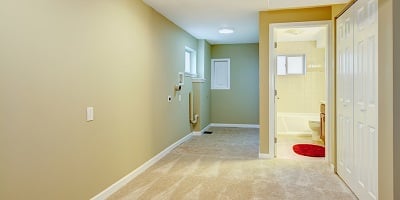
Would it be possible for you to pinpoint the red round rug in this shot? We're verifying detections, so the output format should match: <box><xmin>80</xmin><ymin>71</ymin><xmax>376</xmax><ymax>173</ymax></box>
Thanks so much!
<box><xmin>293</xmin><ymin>144</ymin><xmax>325</xmax><ymax>157</ymax></box>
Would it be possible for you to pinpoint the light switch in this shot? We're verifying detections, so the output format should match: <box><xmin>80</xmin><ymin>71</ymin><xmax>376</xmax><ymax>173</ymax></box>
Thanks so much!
<box><xmin>87</xmin><ymin>107</ymin><xmax>94</xmax><ymax>121</ymax></box>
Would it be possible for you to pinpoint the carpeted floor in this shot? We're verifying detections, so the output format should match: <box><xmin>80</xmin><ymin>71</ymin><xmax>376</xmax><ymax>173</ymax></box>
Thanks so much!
<box><xmin>108</xmin><ymin>127</ymin><xmax>356</xmax><ymax>200</ymax></box>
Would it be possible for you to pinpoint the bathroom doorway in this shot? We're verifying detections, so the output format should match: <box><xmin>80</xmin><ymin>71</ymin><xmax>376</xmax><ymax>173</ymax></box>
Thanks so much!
<box><xmin>269</xmin><ymin>21</ymin><xmax>332</xmax><ymax>160</ymax></box>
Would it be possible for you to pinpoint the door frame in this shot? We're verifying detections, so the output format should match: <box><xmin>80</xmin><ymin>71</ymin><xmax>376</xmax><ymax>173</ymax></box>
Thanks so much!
<box><xmin>268</xmin><ymin>20</ymin><xmax>333</xmax><ymax>162</ymax></box>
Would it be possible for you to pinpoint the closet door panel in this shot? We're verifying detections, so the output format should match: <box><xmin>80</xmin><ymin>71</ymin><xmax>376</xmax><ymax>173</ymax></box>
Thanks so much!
<box><xmin>336</xmin><ymin>6</ymin><xmax>355</xmax><ymax>186</ymax></box>
<box><xmin>353</xmin><ymin>0</ymin><xmax>378</xmax><ymax>199</ymax></box>
<box><xmin>337</xmin><ymin>0</ymin><xmax>378</xmax><ymax>199</ymax></box>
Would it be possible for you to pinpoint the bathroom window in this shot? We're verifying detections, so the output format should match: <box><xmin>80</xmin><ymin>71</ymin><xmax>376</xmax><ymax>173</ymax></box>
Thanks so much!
<box><xmin>185</xmin><ymin>46</ymin><xmax>197</xmax><ymax>77</ymax></box>
<box><xmin>276</xmin><ymin>55</ymin><xmax>306</xmax><ymax>75</ymax></box>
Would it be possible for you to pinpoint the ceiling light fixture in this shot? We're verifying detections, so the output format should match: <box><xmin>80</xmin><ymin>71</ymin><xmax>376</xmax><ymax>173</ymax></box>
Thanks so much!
<box><xmin>286</xmin><ymin>29</ymin><xmax>304</xmax><ymax>35</ymax></box>
<box><xmin>218</xmin><ymin>27</ymin><xmax>235</xmax><ymax>34</ymax></box>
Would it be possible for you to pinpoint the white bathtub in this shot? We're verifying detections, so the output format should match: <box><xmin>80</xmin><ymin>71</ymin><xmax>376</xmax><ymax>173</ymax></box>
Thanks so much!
<box><xmin>277</xmin><ymin>112</ymin><xmax>320</xmax><ymax>135</ymax></box>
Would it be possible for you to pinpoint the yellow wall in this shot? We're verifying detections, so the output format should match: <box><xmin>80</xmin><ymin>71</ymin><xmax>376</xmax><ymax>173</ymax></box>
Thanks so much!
<box><xmin>0</xmin><ymin>0</ymin><xmax>199</xmax><ymax>199</ymax></box>
<box><xmin>276</xmin><ymin>41</ymin><xmax>325</xmax><ymax>113</ymax></box>
<box><xmin>259</xmin><ymin>6</ymin><xmax>332</xmax><ymax>154</ymax></box>
<box><xmin>378</xmin><ymin>0</ymin><xmax>394</xmax><ymax>199</ymax></box>
<box><xmin>394</xmin><ymin>0</ymin><xmax>400</xmax><ymax>198</ymax></box>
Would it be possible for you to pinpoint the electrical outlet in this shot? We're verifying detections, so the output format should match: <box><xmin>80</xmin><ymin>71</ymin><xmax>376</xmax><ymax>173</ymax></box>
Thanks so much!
<box><xmin>86</xmin><ymin>107</ymin><xmax>94</xmax><ymax>121</ymax></box>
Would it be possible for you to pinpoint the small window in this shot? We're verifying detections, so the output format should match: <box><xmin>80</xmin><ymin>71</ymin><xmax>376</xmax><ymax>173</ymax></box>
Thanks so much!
<box><xmin>211</xmin><ymin>58</ymin><xmax>230</xmax><ymax>90</ymax></box>
<box><xmin>185</xmin><ymin>47</ymin><xmax>197</xmax><ymax>77</ymax></box>
<box><xmin>276</xmin><ymin>55</ymin><xmax>306</xmax><ymax>75</ymax></box>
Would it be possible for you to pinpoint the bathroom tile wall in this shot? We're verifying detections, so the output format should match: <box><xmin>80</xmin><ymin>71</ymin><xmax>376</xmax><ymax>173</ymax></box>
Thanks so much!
<box><xmin>276</xmin><ymin>41</ymin><xmax>325</xmax><ymax>113</ymax></box>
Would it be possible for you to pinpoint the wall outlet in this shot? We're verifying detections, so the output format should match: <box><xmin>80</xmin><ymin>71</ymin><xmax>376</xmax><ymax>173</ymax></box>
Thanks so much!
<box><xmin>86</xmin><ymin>107</ymin><xmax>94</xmax><ymax>121</ymax></box>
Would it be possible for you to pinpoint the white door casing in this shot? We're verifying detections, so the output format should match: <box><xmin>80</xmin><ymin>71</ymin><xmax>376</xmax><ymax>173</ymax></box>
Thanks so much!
<box><xmin>268</xmin><ymin>21</ymin><xmax>332</xmax><ymax>160</ymax></box>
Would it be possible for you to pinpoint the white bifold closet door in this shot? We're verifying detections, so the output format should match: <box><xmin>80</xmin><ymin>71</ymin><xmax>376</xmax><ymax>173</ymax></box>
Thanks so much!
<box><xmin>337</xmin><ymin>3</ymin><xmax>355</xmax><ymax>188</ymax></box>
<box><xmin>336</xmin><ymin>0</ymin><xmax>378</xmax><ymax>199</ymax></box>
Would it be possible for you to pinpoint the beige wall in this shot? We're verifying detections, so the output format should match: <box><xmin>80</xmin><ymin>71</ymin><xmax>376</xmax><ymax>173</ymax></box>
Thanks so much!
<box><xmin>276</xmin><ymin>41</ymin><xmax>325</xmax><ymax>113</ymax></box>
<box><xmin>378</xmin><ymin>0</ymin><xmax>394</xmax><ymax>199</ymax></box>
<box><xmin>394</xmin><ymin>0</ymin><xmax>400</xmax><ymax>198</ymax></box>
<box><xmin>259</xmin><ymin>6</ymin><xmax>332</xmax><ymax>154</ymax></box>
<box><xmin>211</xmin><ymin>44</ymin><xmax>259</xmax><ymax>124</ymax></box>
<box><xmin>0</xmin><ymin>0</ymin><xmax>199</xmax><ymax>199</ymax></box>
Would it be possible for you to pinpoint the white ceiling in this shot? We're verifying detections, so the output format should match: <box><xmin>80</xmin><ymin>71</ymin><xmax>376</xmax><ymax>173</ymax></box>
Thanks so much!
<box><xmin>276</xmin><ymin>27</ymin><xmax>326</xmax><ymax>42</ymax></box>
<box><xmin>275</xmin><ymin>26</ymin><xmax>328</xmax><ymax>48</ymax></box>
<box><xmin>143</xmin><ymin>0</ymin><xmax>349</xmax><ymax>44</ymax></box>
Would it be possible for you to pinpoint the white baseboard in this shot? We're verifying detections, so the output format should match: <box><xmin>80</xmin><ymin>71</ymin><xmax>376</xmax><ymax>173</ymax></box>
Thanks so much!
<box><xmin>90</xmin><ymin>133</ymin><xmax>193</xmax><ymax>200</ymax></box>
<box><xmin>192</xmin><ymin>131</ymin><xmax>202</xmax><ymax>136</ymax></box>
<box><xmin>192</xmin><ymin>124</ymin><xmax>211</xmax><ymax>136</ymax></box>
<box><xmin>259</xmin><ymin>153</ymin><xmax>274</xmax><ymax>159</ymax></box>
<box><xmin>209</xmin><ymin>123</ymin><xmax>260</xmax><ymax>128</ymax></box>
<box><xmin>330</xmin><ymin>163</ymin><xmax>336</xmax><ymax>173</ymax></box>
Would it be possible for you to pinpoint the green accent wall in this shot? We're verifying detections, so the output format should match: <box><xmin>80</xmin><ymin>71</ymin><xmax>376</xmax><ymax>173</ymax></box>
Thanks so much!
<box><xmin>210</xmin><ymin>44</ymin><xmax>259</xmax><ymax>124</ymax></box>
<box><xmin>192</xmin><ymin>40</ymin><xmax>211</xmax><ymax>132</ymax></box>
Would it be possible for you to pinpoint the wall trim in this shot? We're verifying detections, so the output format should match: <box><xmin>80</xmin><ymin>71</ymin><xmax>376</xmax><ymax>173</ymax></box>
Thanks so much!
<box><xmin>330</xmin><ymin>163</ymin><xmax>336</xmax><ymax>173</ymax></box>
<box><xmin>90</xmin><ymin>133</ymin><xmax>193</xmax><ymax>200</ymax></box>
<box><xmin>192</xmin><ymin>124</ymin><xmax>211</xmax><ymax>135</ymax></box>
<box><xmin>259</xmin><ymin>153</ymin><xmax>274</xmax><ymax>159</ymax></box>
<box><xmin>209</xmin><ymin>123</ymin><xmax>260</xmax><ymax>128</ymax></box>
<box><xmin>191</xmin><ymin>78</ymin><xmax>206</xmax><ymax>83</ymax></box>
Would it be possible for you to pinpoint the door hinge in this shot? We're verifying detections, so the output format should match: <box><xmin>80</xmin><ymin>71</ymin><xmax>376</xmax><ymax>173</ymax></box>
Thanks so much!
<box><xmin>274</xmin><ymin>42</ymin><xmax>278</xmax><ymax>48</ymax></box>
<box><xmin>274</xmin><ymin>137</ymin><xmax>277</xmax><ymax>143</ymax></box>
<box><xmin>274</xmin><ymin>89</ymin><xmax>278</xmax><ymax>96</ymax></box>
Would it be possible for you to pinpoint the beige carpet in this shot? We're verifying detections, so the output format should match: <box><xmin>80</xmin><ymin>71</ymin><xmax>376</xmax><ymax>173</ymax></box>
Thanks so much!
<box><xmin>108</xmin><ymin>127</ymin><xmax>356</xmax><ymax>200</ymax></box>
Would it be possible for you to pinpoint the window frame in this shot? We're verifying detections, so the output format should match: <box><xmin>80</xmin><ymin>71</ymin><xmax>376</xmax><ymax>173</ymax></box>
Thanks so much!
<box><xmin>211</xmin><ymin>58</ymin><xmax>230</xmax><ymax>90</ymax></box>
<box><xmin>184</xmin><ymin>46</ymin><xmax>197</xmax><ymax>77</ymax></box>
<box><xmin>276</xmin><ymin>54</ymin><xmax>306</xmax><ymax>76</ymax></box>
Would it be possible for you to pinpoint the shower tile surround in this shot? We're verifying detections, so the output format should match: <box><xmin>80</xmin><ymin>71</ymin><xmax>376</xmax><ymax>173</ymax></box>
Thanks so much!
<box><xmin>276</xmin><ymin>41</ymin><xmax>326</xmax><ymax>114</ymax></box>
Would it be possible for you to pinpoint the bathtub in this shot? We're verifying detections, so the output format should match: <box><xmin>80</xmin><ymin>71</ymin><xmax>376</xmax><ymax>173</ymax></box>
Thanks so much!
<box><xmin>277</xmin><ymin>112</ymin><xmax>320</xmax><ymax>135</ymax></box>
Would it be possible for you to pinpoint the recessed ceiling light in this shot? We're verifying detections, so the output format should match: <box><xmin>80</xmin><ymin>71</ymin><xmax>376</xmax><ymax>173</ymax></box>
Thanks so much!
<box><xmin>286</xmin><ymin>29</ymin><xmax>304</xmax><ymax>35</ymax></box>
<box><xmin>218</xmin><ymin>27</ymin><xmax>235</xmax><ymax>34</ymax></box>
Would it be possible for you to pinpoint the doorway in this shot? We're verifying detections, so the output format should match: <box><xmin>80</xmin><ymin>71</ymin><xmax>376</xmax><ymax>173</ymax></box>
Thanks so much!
<box><xmin>269</xmin><ymin>21</ymin><xmax>332</xmax><ymax>161</ymax></box>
